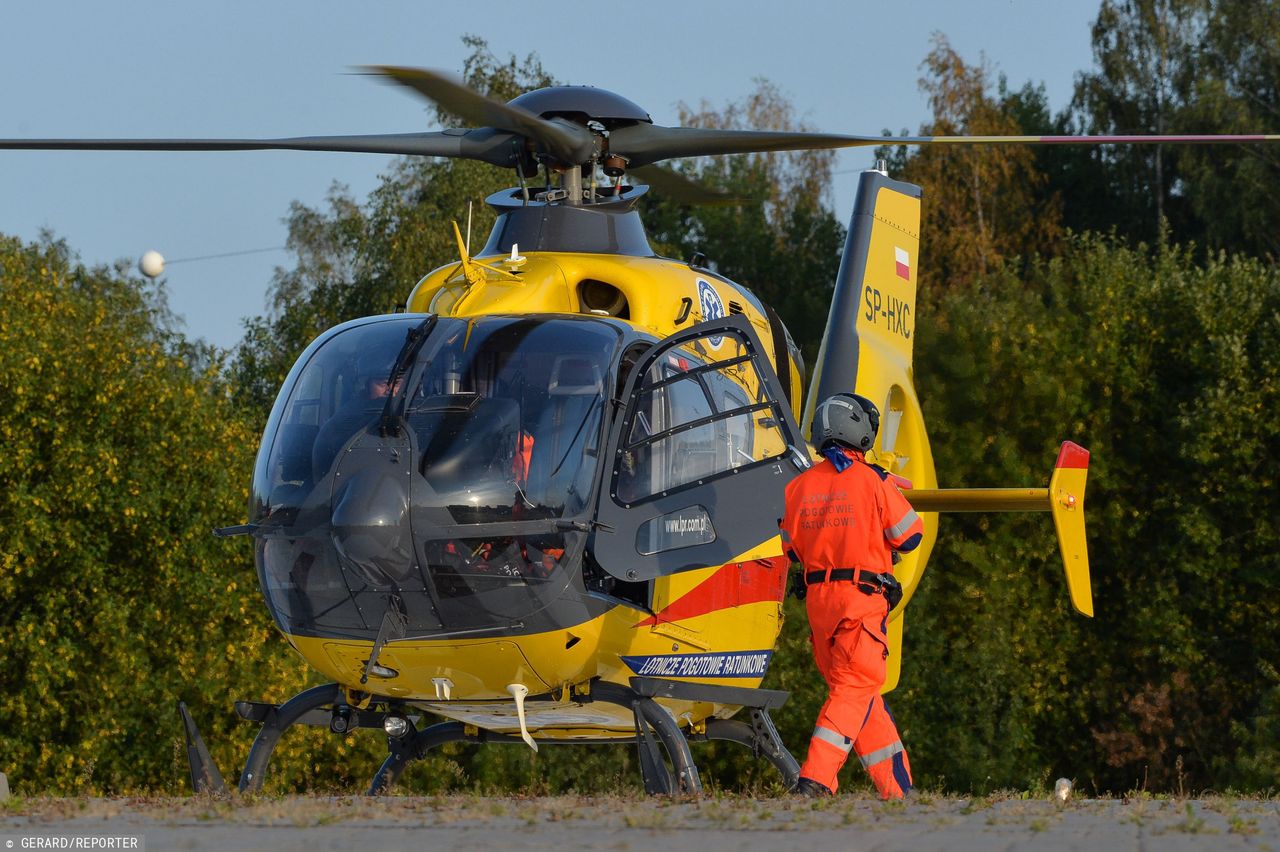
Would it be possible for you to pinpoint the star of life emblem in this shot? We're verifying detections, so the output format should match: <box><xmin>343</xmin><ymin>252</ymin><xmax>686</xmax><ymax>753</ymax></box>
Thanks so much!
<box><xmin>696</xmin><ymin>278</ymin><xmax>725</xmax><ymax>347</ymax></box>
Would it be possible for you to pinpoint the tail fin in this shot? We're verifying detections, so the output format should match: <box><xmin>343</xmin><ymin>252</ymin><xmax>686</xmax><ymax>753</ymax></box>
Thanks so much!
<box><xmin>804</xmin><ymin>168</ymin><xmax>922</xmax><ymax>431</ymax></box>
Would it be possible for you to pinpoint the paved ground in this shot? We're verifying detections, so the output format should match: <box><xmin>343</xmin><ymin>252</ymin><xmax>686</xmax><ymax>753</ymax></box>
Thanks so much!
<box><xmin>3</xmin><ymin>794</ymin><xmax>1277</xmax><ymax>851</ymax></box>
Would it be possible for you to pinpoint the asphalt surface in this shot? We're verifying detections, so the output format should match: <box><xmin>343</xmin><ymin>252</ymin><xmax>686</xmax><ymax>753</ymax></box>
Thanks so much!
<box><xmin>3</xmin><ymin>794</ymin><xmax>1277</xmax><ymax>851</ymax></box>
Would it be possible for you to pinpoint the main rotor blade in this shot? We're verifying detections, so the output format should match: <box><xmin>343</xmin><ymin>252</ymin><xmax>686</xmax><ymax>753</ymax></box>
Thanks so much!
<box><xmin>610</xmin><ymin>124</ymin><xmax>885</xmax><ymax>167</ymax></box>
<box><xmin>610</xmin><ymin>124</ymin><xmax>1280</xmax><ymax>167</ymax></box>
<box><xmin>363</xmin><ymin>65</ymin><xmax>597</xmax><ymax>165</ymax></box>
<box><xmin>628</xmin><ymin>164</ymin><xmax>748</xmax><ymax>206</ymax></box>
<box><xmin>0</xmin><ymin>129</ymin><xmax>526</xmax><ymax>166</ymax></box>
<box><xmin>891</xmin><ymin>133</ymin><xmax>1280</xmax><ymax>146</ymax></box>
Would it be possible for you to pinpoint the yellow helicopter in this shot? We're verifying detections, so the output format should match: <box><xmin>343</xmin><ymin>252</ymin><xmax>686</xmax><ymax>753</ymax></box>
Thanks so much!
<box><xmin>5</xmin><ymin>66</ymin><xmax>1273</xmax><ymax>797</ymax></box>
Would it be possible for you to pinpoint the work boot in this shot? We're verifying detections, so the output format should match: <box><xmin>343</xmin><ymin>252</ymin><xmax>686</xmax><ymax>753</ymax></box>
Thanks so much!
<box><xmin>793</xmin><ymin>777</ymin><xmax>834</xmax><ymax>798</ymax></box>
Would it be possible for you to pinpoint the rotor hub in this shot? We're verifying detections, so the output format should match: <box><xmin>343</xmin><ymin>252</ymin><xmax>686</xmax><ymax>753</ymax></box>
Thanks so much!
<box><xmin>508</xmin><ymin>86</ymin><xmax>651</xmax><ymax>129</ymax></box>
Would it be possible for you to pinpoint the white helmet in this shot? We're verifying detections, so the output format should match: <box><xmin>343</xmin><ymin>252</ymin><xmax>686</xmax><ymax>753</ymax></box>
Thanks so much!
<box><xmin>812</xmin><ymin>393</ymin><xmax>880</xmax><ymax>452</ymax></box>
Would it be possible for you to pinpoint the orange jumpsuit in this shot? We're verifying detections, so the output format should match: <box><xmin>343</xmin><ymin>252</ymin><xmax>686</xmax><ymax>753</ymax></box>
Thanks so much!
<box><xmin>781</xmin><ymin>446</ymin><xmax>923</xmax><ymax>799</ymax></box>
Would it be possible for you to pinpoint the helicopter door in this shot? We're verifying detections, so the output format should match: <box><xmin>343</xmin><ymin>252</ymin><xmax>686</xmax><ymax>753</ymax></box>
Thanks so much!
<box><xmin>592</xmin><ymin>314</ymin><xmax>806</xmax><ymax>582</ymax></box>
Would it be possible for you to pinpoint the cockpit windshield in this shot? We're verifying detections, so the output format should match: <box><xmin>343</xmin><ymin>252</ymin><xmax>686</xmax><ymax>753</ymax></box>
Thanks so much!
<box><xmin>254</xmin><ymin>316</ymin><xmax>617</xmax><ymax>523</ymax></box>
<box><xmin>249</xmin><ymin>314</ymin><xmax>621</xmax><ymax>639</ymax></box>
<box><xmin>405</xmin><ymin>317</ymin><xmax>614</xmax><ymax>524</ymax></box>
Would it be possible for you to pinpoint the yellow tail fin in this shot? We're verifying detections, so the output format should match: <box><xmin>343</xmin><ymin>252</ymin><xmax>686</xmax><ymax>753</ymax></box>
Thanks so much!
<box><xmin>804</xmin><ymin>168</ymin><xmax>922</xmax><ymax>432</ymax></box>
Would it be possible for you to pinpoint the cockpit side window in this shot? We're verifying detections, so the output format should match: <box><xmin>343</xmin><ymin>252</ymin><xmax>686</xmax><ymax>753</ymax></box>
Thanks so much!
<box><xmin>614</xmin><ymin>330</ymin><xmax>789</xmax><ymax>506</ymax></box>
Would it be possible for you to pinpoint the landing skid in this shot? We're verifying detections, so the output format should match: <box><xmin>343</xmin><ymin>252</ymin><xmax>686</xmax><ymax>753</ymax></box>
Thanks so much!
<box><xmin>179</xmin><ymin>677</ymin><xmax>800</xmax><ymax>796</ymax></box>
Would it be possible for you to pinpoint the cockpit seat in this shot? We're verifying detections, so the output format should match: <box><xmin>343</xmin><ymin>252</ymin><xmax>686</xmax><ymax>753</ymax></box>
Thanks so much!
<box><xmin>413</xmin><ymin>394</ymin><xmax>521</xmax><ymax>493</ymax></box>
<box><xmin>312</xmin><ymin>403</ymin><xmax>383</xmax><ymax>484</ymax></box>
<box><xmin>277</xmin><ymin>422</ymin><xmax>319</xmax><ymax>483</ymax></box>
<box><xmin>524</xmin><ymin>355</ymin><xmax>604</xmax><ymax>515</ymax></box>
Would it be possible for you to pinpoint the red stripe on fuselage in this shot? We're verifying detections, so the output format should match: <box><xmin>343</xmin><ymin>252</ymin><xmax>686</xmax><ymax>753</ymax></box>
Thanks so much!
<box><xmin>634</xmin><ymin>556</ymin><xmax>789</xmax><ymax>627</ymax></box>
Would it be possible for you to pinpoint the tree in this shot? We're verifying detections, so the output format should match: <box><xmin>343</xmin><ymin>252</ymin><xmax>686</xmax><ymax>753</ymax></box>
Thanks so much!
<box><xmin>1175</xmin><ymin>0</ymin><xmax>1280</xmax><ymax>257</ymax></box>
<box><xmin>0</xmin><ymin>235</ymin><xmax>317</xmax><ymax>792</ymax></box>
<box><xmin>1065</xmin><ymin>0</ymin><xmax>1202</xmax><ymax>247</ymax></box>
<box><xmin>906</xmin><ymin>233</ymin><xmax>1280</xmax><ymax>792</ymax></box>
<box><xmin>1075</xmin><ymin>1</ymin><xmax>1202</xmax><ymax>236</ymax></box>
<box><xmin>880</xmin><ymin>36</ymin><xmax>1063</xmax><ymax>298</ymax></box>
<box><xmin>1063</xmin><ymin>0</ymin><xmax>1280</xmax><ymax>258</ymax></box>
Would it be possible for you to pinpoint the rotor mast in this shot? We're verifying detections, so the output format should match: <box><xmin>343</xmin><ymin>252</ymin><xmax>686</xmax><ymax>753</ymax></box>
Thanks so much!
<box><xmin>561</xmin><ymin>162</ymin><xmax>584</xmax><ymax>206</ymax></box>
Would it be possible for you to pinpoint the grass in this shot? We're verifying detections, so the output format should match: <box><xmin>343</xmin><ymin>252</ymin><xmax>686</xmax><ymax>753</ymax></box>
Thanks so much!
<box><xmin>1165</xmin><ymin>801</ymin><xmax>1214</xmax><ymax>835</ymax></box>
<box><xmin>2</xmin><ymin>789</ymin><xmax>1278</xmax><ymax>840</ymax></box>
<box><xmin>1227</xmin><ymin>814</ymin><xmax>1260</xmax><ymax>836</ymax></box>
<box><xmin>960</xmin><ymin>794</ymin><xmax>994</xmax><ymax>814</ymax></box>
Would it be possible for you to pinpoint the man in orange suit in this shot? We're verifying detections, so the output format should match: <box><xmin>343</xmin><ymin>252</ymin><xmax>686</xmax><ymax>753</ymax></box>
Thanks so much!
<box><xmin>781</xmin><ymin>393</ymin><xmax>923</xmax><ymax>799</ymax></box>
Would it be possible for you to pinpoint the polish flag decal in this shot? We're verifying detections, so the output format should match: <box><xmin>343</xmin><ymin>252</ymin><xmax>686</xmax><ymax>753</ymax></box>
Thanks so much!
<box><xmin>895</xmin><ymin>247</ymin><xmax>911</xmax><ymax>280</ymax></box>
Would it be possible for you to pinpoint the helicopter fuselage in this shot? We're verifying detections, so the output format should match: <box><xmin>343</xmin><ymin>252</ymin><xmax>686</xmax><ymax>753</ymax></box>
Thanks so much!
<box><xmin>249</xmin><ymin>186</ymin><xmax>821</xmax><ymax>737</ymax></box>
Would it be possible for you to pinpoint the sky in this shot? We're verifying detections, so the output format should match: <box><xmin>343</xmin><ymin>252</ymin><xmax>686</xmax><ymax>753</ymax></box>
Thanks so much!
<box><xmin>0</xmin><ymin>0</ymin><xmax>1102</xmax><ymax>351</ymax></box>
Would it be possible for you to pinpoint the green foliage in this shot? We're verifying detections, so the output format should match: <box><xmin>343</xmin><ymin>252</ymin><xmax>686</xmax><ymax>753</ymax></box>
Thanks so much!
<box><xmin>0</xmin><ymin>235</ymin><xmax>318</xmax><ymax>792</ymax></box>
<box><xmin>1065</xmin><ymin>0</ymin><xmax>1280</xmax><ymax>257</ymax></box>
<box><xmin>903</xmin><ymin>233</ymin><xmax>1280</xmax><ymax>792</ymax></box>
<box><xmin>879</xmin><ymin>36</ymin><xmax>1064</xmax><ymax>296</ymax></box>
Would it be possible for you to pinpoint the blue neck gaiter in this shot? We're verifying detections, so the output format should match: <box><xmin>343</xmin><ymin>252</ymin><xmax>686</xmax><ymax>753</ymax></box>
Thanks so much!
<box><xmin>821</xmin><ymin>445</ymin><xmax>856</xmax><ymax>472</ymax></box>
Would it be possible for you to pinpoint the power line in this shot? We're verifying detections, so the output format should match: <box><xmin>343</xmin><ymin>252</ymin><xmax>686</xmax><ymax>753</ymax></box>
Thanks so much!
<box><xmin>165</xmin><ymin>246</ymin><xmax>285</xmax><ymax>265</ymax></box>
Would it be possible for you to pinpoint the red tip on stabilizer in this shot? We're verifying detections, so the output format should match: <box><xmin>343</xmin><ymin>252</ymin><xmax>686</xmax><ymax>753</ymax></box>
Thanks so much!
<box><xmin>889</xmin><ymin>473</ymin><xmax>914</xmax><ymax>490</ymax></box>
<box><xmin>1055</xmin><ymin>441</ymin><xmax>1090</xmax><ymax>470</ymax></box>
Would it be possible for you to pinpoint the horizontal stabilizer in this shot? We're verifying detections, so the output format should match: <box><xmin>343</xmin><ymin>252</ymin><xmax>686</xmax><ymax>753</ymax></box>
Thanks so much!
<box><xmin>904</xmin><ymin>442</ymin><xmax>1093</xmax><ymax>617</ymax></box>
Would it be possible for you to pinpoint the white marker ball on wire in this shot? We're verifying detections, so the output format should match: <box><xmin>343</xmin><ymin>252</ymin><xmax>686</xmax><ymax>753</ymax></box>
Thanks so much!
<box><xmin>1054</xmin><ymin>777</ymin><xmax>1073</xmax><ymax>805</ymax></box>
<box><xmin>139</xmin><ymin>250</ymin><xmax>165</xmax><ymax>278</ymax></box>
